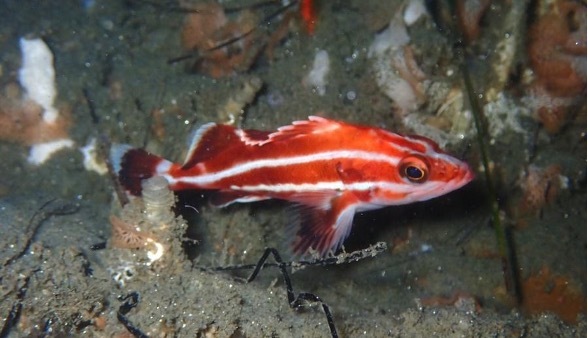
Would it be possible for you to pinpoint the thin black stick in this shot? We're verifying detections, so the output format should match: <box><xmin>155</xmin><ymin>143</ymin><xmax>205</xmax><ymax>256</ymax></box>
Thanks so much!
<box><xmin>2</xmin><ymin>199</ymin><xmax>78</xmax><ymax>267</ymax></box>
<box><xmin>245</xmin><ymin>248</ymin><xmax>339</xmax><ymax>338</ymax></box>
<box><xmin>117</xmin><ymin>292</ymin><xmax>148</xmax><ymax>338</ymax></box>
<box><xmin>167</xmin><ymin>0</ymin><xmax>297</xmax><ymax>64</ymax></box>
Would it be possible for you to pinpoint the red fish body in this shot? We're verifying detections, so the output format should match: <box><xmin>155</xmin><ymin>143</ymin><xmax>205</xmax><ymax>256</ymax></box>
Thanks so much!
<box><xmin>112</xmin><ymin>116</ymin><xmax>473</xmax><ymax>255</ymax></box>
<box><xmin>300</xmin><ymin>0</ymin><xmax>317</xmax><ymax>35</ymax></box>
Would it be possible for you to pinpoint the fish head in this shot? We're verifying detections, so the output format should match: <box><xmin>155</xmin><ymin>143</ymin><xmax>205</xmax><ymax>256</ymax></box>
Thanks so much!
<box><xmin>367</xmin><ymin>133</ymin><xmax>474</xmax><ymax>206</ymax></box>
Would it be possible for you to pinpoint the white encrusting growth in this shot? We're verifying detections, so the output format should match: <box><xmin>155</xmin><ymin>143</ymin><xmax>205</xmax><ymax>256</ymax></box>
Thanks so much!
<box><xmin>80</xmin><ymin>138</ymin><xmax>108</xmax><ymax>175</ymax></box>
<box><xmin>28</xmin><ymin>139</ymin><xmax>75</xmax><ymax>165</ymax></box>
<box><xmin>403</xmin><ymin>0</ymin><xmax>428</xmax><ymax>26</ymax></box>
<box><xmin>145</xmin><ymin>239</ymin><xmax>165</xmax><ymax>263</ymax></box>
<box><xmin>18</xmin><ymin>38</ymin><xmax>59</xmax><ymax>123</ymax></box>
<box><xmin>368</xmin><ymin>2</ymin><xmax>429</xmax><ymax>114</ymax></box>
<box><xmin>303</xmin><ymin>49</ymin><xmax>330</xmax><ymax>96</ymax></box>
<box><xmin>18</xmin><ymin>37</ymin><xmax>75</xmax><ymax>165</ymax></box>
<box><xmin>368</xmin><ymin>13</ymin><xmax>417</xmax><ymax>112</ymax></box>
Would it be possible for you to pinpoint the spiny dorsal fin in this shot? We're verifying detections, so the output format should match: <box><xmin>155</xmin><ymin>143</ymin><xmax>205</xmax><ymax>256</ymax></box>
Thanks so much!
<box><xmin>182</xmin><ymin>116</ymin><xmax>338</xmax><ymax>168</ymax></box>
<box><xmin>239</xmin><ymin>115</ymin><xmax>340</xmax><ymax>147</ymax></box>
<box><xmin>267</xmin><ymin>115</ymin><xmax>340</xmax><ymax>144</ymax></box>
<box><xmin>234</xmin><ymin>128</ymin><xmax>272</xmax><ymax>146</ymax></box>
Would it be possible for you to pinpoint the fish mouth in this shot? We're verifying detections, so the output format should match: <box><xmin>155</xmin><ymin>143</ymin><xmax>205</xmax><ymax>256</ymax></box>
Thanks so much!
<box><xmin>453</xmin><ymin>163</ymin><xmax>475</xmax><ymax>189</ymax></box>
<box><xmin>461</xmin><ymin>165</ymin><xmax>475</xmax><ymax>184</ymax></box>
<box><xmin>434</xmin><ymin>163</ymin><xmax>475</xmax><ymax>195</ymax></box>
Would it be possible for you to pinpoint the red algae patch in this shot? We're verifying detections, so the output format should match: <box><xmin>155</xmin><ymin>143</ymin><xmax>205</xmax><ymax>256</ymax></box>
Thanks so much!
<box><xmin>515</xmin><ymin>164</ymin><xmax>564</xmax><ymax>222</ymax></box>
<box><xmin>521</xmin><ymin>266</ymin><xmax>586</xmax><ymax>324</ymax></box>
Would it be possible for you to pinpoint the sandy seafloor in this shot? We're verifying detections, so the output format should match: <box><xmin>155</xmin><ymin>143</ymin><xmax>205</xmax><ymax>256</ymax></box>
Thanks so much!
<box><xmin>0</xmin><ymin>0</ymin><xmax>586</xmax><ymax>337</ymax></box>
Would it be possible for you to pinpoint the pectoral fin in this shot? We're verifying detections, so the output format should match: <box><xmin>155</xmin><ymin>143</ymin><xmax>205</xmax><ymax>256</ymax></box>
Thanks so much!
<box><xmin>290</xmin><ymin>191</ymin><xmax>359</xmax><ymax>256</ymax></box>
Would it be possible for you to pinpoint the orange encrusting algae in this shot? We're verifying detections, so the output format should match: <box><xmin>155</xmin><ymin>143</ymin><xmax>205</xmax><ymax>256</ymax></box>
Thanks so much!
<box><xmin>515</xmin><ymin>164</ymin><xmax>563</xmax><ymax>227</ymax></box>
<box><xmin>526</xmin><ymin>0</ymin><xmax>586</xmax><ymax>134</ymax></box>
<box><xmin>0</xmin><ymin>83</ymin><xmax>71</xmax><ymax>146</ymax></box>
<box><xmin>521</xmin><ymin>266</ymin><xmax>586</xmax><ymax>324</ymax></box>
<box><xmin>180</xmin><ymin>2</ymin><xmax>258</xmax><ymax>78</ymax></box>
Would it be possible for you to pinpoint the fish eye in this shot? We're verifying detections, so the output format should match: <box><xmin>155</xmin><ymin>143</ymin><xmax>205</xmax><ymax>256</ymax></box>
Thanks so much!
<box><xmin>399</xmin><ymin>156</ymin><xmax>429</xmax><ymax>183</ymax></box>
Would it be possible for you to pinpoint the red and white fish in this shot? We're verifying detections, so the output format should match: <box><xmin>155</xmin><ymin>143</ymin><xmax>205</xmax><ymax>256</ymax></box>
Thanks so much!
<box><xmin>112</xmin><ymin>116</ymin><xmax>473</xmax><ymax>256</ymax></box>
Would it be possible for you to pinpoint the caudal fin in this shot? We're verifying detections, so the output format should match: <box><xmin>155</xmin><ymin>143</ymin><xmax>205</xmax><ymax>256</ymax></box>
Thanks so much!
<box><xmin>110</xmin><ymin>144</ymin><xmax>171</xmax><ymax>196</ymax></box>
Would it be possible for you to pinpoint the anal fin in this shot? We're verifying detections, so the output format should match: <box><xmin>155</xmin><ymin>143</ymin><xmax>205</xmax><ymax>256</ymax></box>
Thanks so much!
<box><xmin>210</xmin><ymin>190</ymin><xmax>271</xmax><ymax>208</ymax></box>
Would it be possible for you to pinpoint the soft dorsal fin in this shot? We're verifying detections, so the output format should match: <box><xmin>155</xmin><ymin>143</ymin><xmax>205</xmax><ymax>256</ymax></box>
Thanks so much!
<box><xmin>182</xmin><ymin>123</ymin><xmax>239</xmax><ymax>169</ymax></box>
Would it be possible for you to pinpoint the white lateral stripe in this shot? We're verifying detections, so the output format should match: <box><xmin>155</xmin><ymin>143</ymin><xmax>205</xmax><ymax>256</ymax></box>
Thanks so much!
<box><xmin>229</xmin><ymin>180</ymin><xmax>424</xmax><ymax>194</ymax></box>
<box><xmin>172</xmin><ymin>150</ymin><xmax>401</xmax><ymax>186</ymax></box>
<box><xmin>232</xmin><ymin>181</ymin><xmax>345</xmax><ymax>192</ymax></box>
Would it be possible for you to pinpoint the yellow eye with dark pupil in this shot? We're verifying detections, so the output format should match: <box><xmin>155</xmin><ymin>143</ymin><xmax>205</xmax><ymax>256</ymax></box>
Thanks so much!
<box><xmin>399</xmin><ymin>155</ymin><xmax>429</xmax><ymax>183</ymax></box>
<box><xmin>405</xmin><ymin>166</ymin><xmax>424</xmax><ymax>180</ymax></box>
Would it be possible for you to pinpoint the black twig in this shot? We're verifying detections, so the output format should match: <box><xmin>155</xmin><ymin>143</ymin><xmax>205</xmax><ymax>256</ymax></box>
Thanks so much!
<box><xmin>0</xmin><ymin>199</ymin><xmax>77</xmax><ymax>337</ymax></box>
<box><xmin>167</xmin><ymin>0</ymin><xmax>297</xmax><ymax>64</ymax></box>
<box><xmin>2</xmin><ymin>199</ymin><xmax>79</xmax><ymax>267</ymax></box>
<box><xmin>213</xmin><ymin>242</ymin><xmax>387</xmax><ymax>272</ymax></box>
<box><xmin>117</xmin><ymin>292</ymin><xmax>148</xmax><ymax>338</ymax></box>
<box><xmin>82</xmin><ymin>88</ymin><xmax>99</xmax><ymax>124</ymax></box>
<box><xmin>0</xmin><ymin>275</ymin><xmax>31</xmax><ymax>338</ymax></box>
